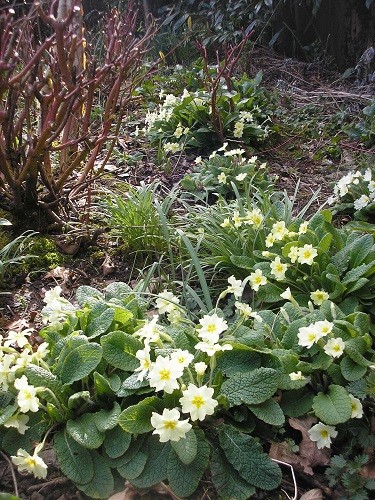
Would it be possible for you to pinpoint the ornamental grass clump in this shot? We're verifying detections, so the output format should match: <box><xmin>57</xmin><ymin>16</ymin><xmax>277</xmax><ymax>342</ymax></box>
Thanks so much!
<box><xmin>1</xmin><ymin>276</ymin><xmax>374</xmax><ymax>498</ymax></box>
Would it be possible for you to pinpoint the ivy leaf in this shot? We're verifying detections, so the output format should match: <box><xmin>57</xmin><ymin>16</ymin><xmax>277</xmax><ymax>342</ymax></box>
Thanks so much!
<box><xmin>211</xmin><ymin>448</ymin><xmax>256</xmax><ymax>500</ymax></box>
<box><xmin>219</xmin><ymin>425</ymin><xmax>281</xmax><ymax>490</ymax></box>
<box><xmin>248</xmin><ymin>399</ymin><xmax>285</xmax><ymax>426</ymax></box>
<box><xmin>312</xmin><ymin>385</ymin><xmax>352</xmax><ymax>425</ymax></box>
<box><xmin>167</xmin><ymin>428</ymin><xmax>210</xmax><ymax>497</ymax></box>
<box><xmin>54</xmin><ymin>430</ymin><xmax>94</xmax><ymax>485</ymax></box>
<box><xmin>77</xmin><ymin>450</ymin><xmax>114</xmax><ymax>499</ymax></box>
<box><xmin>118</xmin><ymin>397</ymin><xmax>164</xmax><ymax>434</ymax></box>
<box><xmin>103</xmin><ymin>426</ymin><xmax>132</xmax><ymax>459</ymax></box>
<box><xmin>56</xmin><ymin>342</ymin><xmax>103</xmax><ymax>384</ymax></box>
<box><xmin>86</xmin><ymin>308</ymin><xmax>115</xmax><ymax>339</ymax></box>
<box><xmin>221</xmin><ymin>368</ymin><xmax>281</xmax><ymax>406</ymax></box>
<box><xmin>66</xmin><ymin>414</ymin><xmax>105</xmax><ymax>449</ymax></box>
<box><xmin>171</xmin><ymin>428</ymin><xmax>198</xmax><ymax>465</ymax></box>
<box><xmin>130</xmin><ymin>435</ymin><xmax>170</xmax><ymax>488</ymax></box>
<box><xmin>101</xmin><ymin>331</ymin><xmax>143</xmax><ymax>371</ymax></box>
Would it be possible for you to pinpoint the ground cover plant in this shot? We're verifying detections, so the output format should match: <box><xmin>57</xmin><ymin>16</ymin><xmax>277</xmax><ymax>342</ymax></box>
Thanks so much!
<box><xmin>1</xmin><ymin>1</ymin><xmax>375</xmax><ymax>499</ymax></box>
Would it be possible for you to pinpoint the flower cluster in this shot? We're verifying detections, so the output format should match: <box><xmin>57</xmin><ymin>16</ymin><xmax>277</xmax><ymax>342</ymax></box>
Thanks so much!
<box><xmin>328</xmin><ymin>168</ymin><xmax>375</xmax><ymax>216</ymax></box>
<box><xmin>297</xmin><ymin>319</ymin><xmax>346</xmax><ymax>358</ymax></box>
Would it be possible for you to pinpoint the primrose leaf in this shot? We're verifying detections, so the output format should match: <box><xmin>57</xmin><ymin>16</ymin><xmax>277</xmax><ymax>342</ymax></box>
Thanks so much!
<box><xmin>54</xmin><ymin>430</ymin><xmax>94</xmax><ymax>485</ymax></box>
<box><xmin>340</xmin><ymin>356</ymin><xmax>368</xmax><ymax>381</ymax></box>
<box><xmin>77</xmin><ymin>450</ymin><xmax>114</xmax><ymax>499</ymax></box>
<box><xmin>104</xmin><ymin>426</ymin><xmax>132</xmax><ymax>459</ymax></box>
<box><xmin>312</xmin><ymin>385</ymin><xmax>352</xmax><ymax>425</ymax></box>
<box><xmin>24</xmin><ymin>365</ymin><xmax>66</xmax><ymax>397</ymax></box>
<box><xmin>216</xmin><ymin>349</ymin><xmax>261</xmax><ymax>376</ymax></box>
<box><xmin>0</xmin><ymin>404</ymin><xmax>17</xmax><ymax>426</ymax></box>
<box><xmin>230</xmin><ymin>255</ymin><xmax>254</xmax><ymax>270</ymax></box>
<box><xmin>93</xmin><ymin>372</ymin><xmax>121</xmax><ymax>398</ymax></box>
<box><xmin>104</xmin><ymin>281</ymin><xmax>133</xmax><ymax>300</ymax></box>
<box><xmin>221</xmin><ymin>368</ymin><xmax>281</xmax><ymax>406</ymax></box>
<box><xmin>76</xmin><ymin>286</ymin><xmax>104</xmax><ymax>306</ymax></box>
<box><xmin>66</xmin><ymin>413</ymin><xmax>105</xmax><ymax>449</ymax></box>
<box><xmin>167</xmin><ymin>428</ymin><xmax>210</xmax><ymax>497</ymax></box>
<box><xmin>248</xmin><ymin>398</ymin><xmax>285</xmax><ymax>426</ymax></box>
<box><xmin>56</xmin><ymin>342</ymin><xmax>102</xmax><ymax>384</ymax></box>
<box><xmin>171</xmin><ymin>428</ymin><xmax>198</xmax><ymax>465</ymax></box>
<box><xmin>211</xmin><ymin>448</ymin><xmax>256</xmax><ymax>500</ymax></box>
<box><xmin>256</xmin><ymin>283</ymin><xmax>284</xmax><ymax>302</ymax></box>
<box><xmin>219</xmin><ymin>425</ymin><xmax>281</xmax><ymax>490</ymax></box>
<box><xmin>93</xmin><ymin>402</ymin><xmax>121</xmax><ymax>431</ymax></box>
<box><xmin>101</xmin><ymin>331</ymin><xmax>143</xmax><ymax>371</ymax></box>
<box><xmin>130</xmin><ymin>435</ymin><xmax>170</xmax><ymax>488</ymax></box>
<box><xmin>86</xmin><ymin>308</ymin><xmax>115</xmax><ymax>339</ymax></box>
<box><xmin>118</xmin><ymin>396</ymin><xmax>164</xmax><ymax>434</ymax></box>
<box><xmin>279</xmin><ymin>388</ymin><xmax>314</xmax><ymax>417</ymax></box>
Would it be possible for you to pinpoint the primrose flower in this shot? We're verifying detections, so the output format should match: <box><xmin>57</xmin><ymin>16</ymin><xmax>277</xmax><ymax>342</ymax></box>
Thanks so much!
<box><xmin>280</xmin><ymin>287</ymin><xmax>293</xmax><ymax>301</ymax></box>
<box><xmin>195</xmin><ymin>341</ymin><xmax>233</xmax><ymax>356</ymax></box>
<box><xmin>155</xmin><ymin>291</ymin><xmax>180</xmax><ymax>315</ymax></box>
<box><xmin>180</xmin><ymin>384</ymin><xmax>218</xmax><ymax>421</ymax></box>
<box><xmin>41</xmin><ymin>286</ymin><xmax>75</xmax><ymax>328</ymax></box>
<box><xmin>167</xmin><ymin>308</ymin><xmax>183</xmax><ymax>324</ymax></box>
<box><xmin>235</xmin><ymin>302</ymin><xmax>260</xmax><ymax>320</ymax></box>
<box><xmin>0</xmin><ymin>354</ymin><xmax>16</xmax><ymax>391</ymax></box>
<box><xmin>265</xmin><ymin>233</ymin><xmax>276</xmax><ymax>248</ymax></box>
<box><xmin>198</xmin><ymin>314</ymin><xmax>228</xmax><ymax>344</ymax></box>
<box><xmin>271</xmin><ymin>221</ymin><xmax>289</xmax><ymax>241</ymax></box>
<box><xmin>245</xmin><ymin>208</ymin><xmax>263</xmax><ymax>227</ymax></box>
<box><xmin>217</xmin><ymin>172</ymin><xmax>227</xmax><ymax>184</ymax></box>
<box><xmin>235</xmin><ymin>173</ymin><xmax>247</xmax><ymax>181</ymax></box>
<box><xmin>354</xmin><ymin>194</ymin><xmax>370</xmax><ymax>210</ymax></box>
<box><xmin>270</xmin><ymin>256</ymin><xmax>288</xmax><ymax>281</ymax></box>
<box><xmin>32</xmin><ymin>342</ymin><xmax>50</xmax><ymax>363</ymax></box>
<box><xmin>174</xmin><ymin>123</ymin><xmax>184</xmax><ymax>138</ymax></box>
<box><xmin>194</xmin><ymin>362</ymin><xmax>207</xmax><ymax>376</ymax></box>
<box><xmin>233</xmin><ymin>121</ymin><xmax>244</xmax><ymax>138</ymax></box>
<box><xmin>4</xmin><ymin>329</ymin><xmax>31</xmax><ymax>349</ymax></box>
<box><xmin>148</xmin><ymin>356</ymin><xmax>183</xmax><ymax>394</ymax></box>
<box><xmin>308</xmin><ymin>422</ymin><xmax>338</xmax><ymax>449</ymax></box>
<box><xmin>298</xmin><ymin>221</ymin><xmax>309</xmax><ymax>234</ymax></box>
<box><xmin>217</xmin><ymin>142</ymin><xmax>228</xmax><ymax>152</ymax></box>
<box><xmin>297</xmin><ymin>244</ymin><xmax>318</xmax><ymax>265</ymax></box>
<box><xmin>4</xmin><ymin>414</ymin><xmax>30</xmax><ymax>435</ymax></box>
<box><xmin>170</xmin><ymin>349</ymin><xmax>194</xmax><ymax>369</ymax></box>
<box><xmin>288</xmin><ymin>245</ymin><xmax>299</xmax><ymax>263</ymax></box>
<box><xmin>297</xmin><ymin>324</ymin><xmax>322</xmax><ymax>348</ymax></box>
<box><xmin>14</xmin><ymin>376</ymin><xmax>40</xmax><ymax>413</ymax></box>
<box><xmin>289</xmin><ymin>371</ymin><xmax>305</xmax><ymax>381</ymax></box>
<box><xmin>151</xmin><ymin>408</ymin><xmax>192</xmax><ymax>442</ymax></box>
<box><xmin>323</xmin><ymin>337</ymin><xmax>345</xmax><ymax>358</ymax></box>
<box><xmin>135</xmin><ymin>315</ymin><xmax>161</xmax><ymax>343</ymax></box>
<box><xmin>314</xmin><ymin>320</ymin><xmax>333</xmax><ymax>337</ymax></box>
<box><xmin>135</xmin><ymin>345</ymin><xmax>152</xmax><ymax>381</ymax></box>
<box><xmin>349</xmin><ymin>394</ymin><xmax>363</xmax><ymax>419</ymax></box>
<box><xmin>249</xmin><ymin>269</ymin><xmax>267</xmax><ymax>292</ymax></box>
<box><xmin>195</xmin><ymin>156</ymin><xmax>202</xmax><ymax>164</ymax></box>
<box><xmin>164</xmin><ymin>142</ymin><xmax>182</xmax><ymax>154</ymax></box>
<box><xmin>11</xmin><ymin>449</ymin><xmax>48</xmax><ymax>479</ymax></box>
<box><xmin>310</xmin><ymin>289</ymin><xmax>329</xmax><ymax>306</ymax></box>
<box><xmin>232</xmin><ymin>210</ymin><xmax>242</xmax><ymax>228</ymax></box>
<box><xmin>220</xmin><ymin>218</ymin><xmax>231</xmax><ymax>228</ymax></box>
<box><xmin>226</xmin><ymin>275</ymin><xmax>244</xmax><ymax>299</ymax></box>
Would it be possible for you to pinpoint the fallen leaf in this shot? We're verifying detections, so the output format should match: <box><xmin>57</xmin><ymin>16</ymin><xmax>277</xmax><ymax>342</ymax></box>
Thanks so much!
<box><xmin>299</xmin><ymin>488</ymin><xmax>323</xmax><ymax>500</ymax></box>
<box><xmin>360</xmin><ymin>461</ymin><xmax>375</xmax><ymax>479</ymax></box>
<box><xmin>44</xmin><ymin>267</ymin><xmax>71</xmax><ymax>280</ymax></box>
<box><xmin>102</xmin><ymin>254</ymin><xmax>116</xmax><ymax>276</ymax></box>
<box><xmin>289</xmin><ymin>417</ymin><xmax>331</xmax><ymax>474</ymax></box>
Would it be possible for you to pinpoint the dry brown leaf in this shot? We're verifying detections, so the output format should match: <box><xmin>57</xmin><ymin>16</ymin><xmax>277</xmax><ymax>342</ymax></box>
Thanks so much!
<box><xmin>299</xmin><ymin>488</ymin><xmax>323</xmax><ymax>500</ymax></box>
<box><xmin>289</xmin><ymin>417</ymin><xmax>331</xmax><ymax>474</ymax></box>
<box><xmin>102</xmin><ymin>254</ymin><xmax>116</xmax><ymax>276</ymax></box>
<box><xmin>44</xmin><ymin>266</ymin><xmax>71</xmax><ymax>280</ymax></box>
<box><xmin>360</xmin><ymin>462</ymin><xmax>375</xmax><ymax>479</ymax></box>
<box><xmin>269</xmin><ymin>441</ymin><xmax>301</xmax><ymax>468</ymax></box>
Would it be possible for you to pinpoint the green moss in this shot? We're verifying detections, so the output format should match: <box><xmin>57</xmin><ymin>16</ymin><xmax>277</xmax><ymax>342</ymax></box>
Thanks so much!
<box><xmin>22</xmin><ymin>237</ymin><xmax>71</xmax><ymax>275</ymax></box>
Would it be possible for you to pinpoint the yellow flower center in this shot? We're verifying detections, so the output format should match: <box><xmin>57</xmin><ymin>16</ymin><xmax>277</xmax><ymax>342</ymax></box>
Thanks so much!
<box><xmin>308</xmin><ymin>333</ymin><xmax>316</xmax><ymax>342</ymax></box>
<box><xmin>159</xmin><ymin>369</ymin><xmax>171</xmax><ymax>381</ymax></box>
<box><xmin>26</xmin><ymin>457</ymin><xmax>36</xmax><ymax>468</ymax></box>
<box><xmin>206</xmin><ymin>324</ymin><xmax>217</xmax><ymax>333</ymax></box>
<box><xmin>320</xmin><ymin>430</ymin><xmax>329</xmax><ymax>438</ymax></box>
<box><xmin>192</xmin><ymin>395</ymin><xmax>205</xmax><ymax>408</ymax></box>
<box><xmin>163</xmin><ymin>420</ymin><xmax>177</xmax><ymax>430</ymax></box>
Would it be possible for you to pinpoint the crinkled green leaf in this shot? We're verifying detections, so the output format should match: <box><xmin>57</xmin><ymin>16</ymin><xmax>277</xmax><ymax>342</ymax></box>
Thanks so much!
<box><xmin>66</xmin><ymin>413</ymin><xmax>105</xmax><ymax>449</ymax></box>
<box><xmin>118</xmin><ymin>397</ymin><xmax>164</xmax><ymax>434</ymax></box>
<box><xmin>54</xmin><ymin>430</ymin><xmax>94</xmax><ymax>484</ymax></box>
<box><xmin>101</xmin><ymin>331</ymin><xmax>143</xmax><ymax>371</ymax></box>
<box><xmin>86</xmin><ymin>308</ymin><xmax>115</xmax><ymax>339</ymax></box>
<box><xmin>340</xmin><ymin>356</ymin><xmax>368</xmax><ymax>381</ymax></box>
<box><xmin>116</xmin><ymin>372</ymin><xmax>150</xmax><ymax>397</ymax></box>
<box><xmin>25</xmin><ymin>365</ymin><xmax>66</xmax><ymax>398</ymax></box>
<box><xmin>77</xmin><ymin>450</ymin><xmax>114</xmax><ymax>499</ymax></box>
<box><xmin>104</xmin><ymin>282</ymin><xmax>133</xmax><ymax>300</ymax></box>
<box><xmin>104</xmin><ymin>426</ymin><xmax>132</xmax><ymax>459</ymax></box>
<box><xmin>76</xmin><ymin>286</ymin><xmax>104</xmax><ymax>306</ymax></box>
<box><xmin>256</xmin><ymin>283</ymin><xmax>284</xmax><ymax>303</ymax></box>
<box><xmin>171</xmin><ymin>428</ymin><xmax>198</xmax><ymax>465</ymax></box>
<box><xmin>0</xmin><ymin>404</ymin><xmax>17</xmax><ymax>425</ymax></box>
<box><xmin>211</xmin><ymin>448</ymin><xmax>256</xmax><ymax>500</ymax></box>
<box><xmin>219</xmin><ymin>425</ymin><xmax>281</xmax><ymax>490</ymax></box>
<box><xmin>217</xmin><ymin>349</ymin><xmax>261</xmax><ymax>376</ymax></box>
<box><xmin>230</xmin><ymin>255</ymin><xmax>254</xmax><ymax>270</ymax></box>
<box><xmin>67</xmin><ymin>391</ymin><xmax>91</xmax><ymax>409</ymax></box>
<box><xmin>248</xmin><ymin>398</ymin><xmax>285</xmax><ymax>426</ymax></box>
<box><xmin>130</xmin><ymin>435</ymin><xmax>170</xmax><ymax>488</ymax></box>
<box><xmin>279</xmin><ymin>388</ymin><xmax>314</xmax><ymax>417</ymax></box>
<box><xmin>93</xmin><ymin>402</ymin><xmax>121</xmax><ymax>432</ymax></box>
<box><xmin>57</xmin><ymin>342</ymin><xmax>102</xmax><ymax>384</ymax></box>
<box><xmin>313</xmin><ymin>385</ymin><xmax>352</xmax><ymax>425</ymax></box>
<box><xmin>93</xmin><ymin>372</ymin><xmax>121</xmax><ymax>397</ymax></box>
<box><xmin>221</xmin><ymin>368</ymin><xmax>281</xmax><ymax>406</ymax></box>
<box><xmin>117</xmin><ymin>451</ymin><xmax>148</xmax><ymax>480</ymax></box>
<box><xmin>167</xmin><ymin>428</ymin><xmax>210</xmax><ymax>497</ymax></box>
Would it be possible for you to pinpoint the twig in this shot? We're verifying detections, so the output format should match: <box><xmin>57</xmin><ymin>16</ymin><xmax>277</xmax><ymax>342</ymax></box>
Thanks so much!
<box><xmin>0</xmin><ymin>450</ymin><xmax>19</xmax><ymax>498</ymax></box>
<box><xmin>271</xmin><ymin>458</ymin><xmax>298</xmax><ymax>500</ymax></box>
